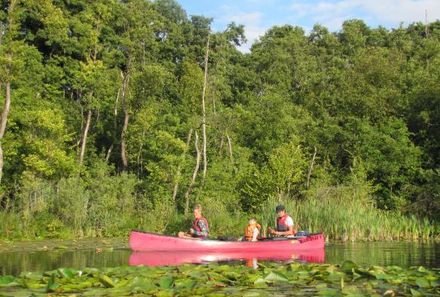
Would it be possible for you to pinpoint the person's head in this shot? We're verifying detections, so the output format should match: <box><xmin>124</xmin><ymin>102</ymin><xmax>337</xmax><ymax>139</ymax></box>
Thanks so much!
<box><xmin>275</xmin><ymin>205</ymin><xmax>286</xmax><ymax>217</ymax></box>
<box><xmin>248</xmin><ymin>218</ymin><xmax>257</xmax><ymax>226</ymax></box>
<box><xmin>193</xmin><ymin>204</ymin><xmax>202</xmax><ymax>219</ymax></box>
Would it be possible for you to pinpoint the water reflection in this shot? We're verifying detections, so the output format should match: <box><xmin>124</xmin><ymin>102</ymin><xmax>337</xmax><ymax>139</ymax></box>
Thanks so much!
<box><xmin>0</xmin><ymin>241</ymin><xmax>438</xmax><ymax>276</ymax></box>
<box><xmin>326</xmin><ymin>241</ymin><xmax>440</xmax><ymax>268</ymax></box>
<box><xmin>129</xmin><ymin>249</ymin><xmax>325</xmax><ymax>267</ymax></box>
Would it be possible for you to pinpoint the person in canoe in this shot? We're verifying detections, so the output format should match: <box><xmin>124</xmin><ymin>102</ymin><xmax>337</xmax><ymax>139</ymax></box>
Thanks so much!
<box><xmin>268</xmin><ymin>205</ymin><xmax>296</xmax><ymax>237</ymax></box>
<box><xmin>243</xmin><ymin>218</ymin><xmax>261</xmax><ymax>241</ymax></box>
<box><xmin>178</xmin><ymin>204</ymin><xmax>209</xmax><ymax>239</ymax></box>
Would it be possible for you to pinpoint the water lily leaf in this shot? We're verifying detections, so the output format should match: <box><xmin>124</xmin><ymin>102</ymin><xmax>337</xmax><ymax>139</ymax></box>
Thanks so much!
<box><xmin>410</xmin><ymin>288</ymin><xmax>422</xmax><ymax>296</ymax></box>
<box><xmin>99</xmin><ymin>275</ymin><xmax>115</xmax><ymax>288</ymax></box>
<box><xmin>327</xmin><ymin>272</ymin><xmax>344</xmax><ymax>282</ymax></box>
<box><xmin>315</xmin><ymin>283</ymin><xmax>327</xmax><ymax>289</ymax></box>
<box><xmin>264</xmin><ymin>271</ymin><xmax>288</xmax><ymax>282</ymax></box>
<box><xmin>317</xmin><ymin>288</ymin><xmax>338</xmax><ymax>296</ymax></box>
<box><xmin>341</xmin><ymin>260</ymin><xmax>358</xmax><ymax>274</ymax></box>
<box><xmin>158</xmin><ymin>276</ymin><xmax>174</xmax><ymax>289</ymax></box>
<box><xmin>253</xmin><ymin>280</ymin><xmax>268</xmax><ymax>289</ymax></box>
<box><xmin>373</xmin><ymin>273</ymin><xmax>392</xmax><ymax>280</ymax></box>
<box><xmin>430</xmin><ymin>279</ymin><xmax>440</xmax><ymax>287</ymax></box>
<box><xmin>156</xmin><ymin>289</ymin><xmax>174</xmax><ymax>297</ymax></box>
<box><xmin>342</xmin><ymin>285</ymin><xmax>362</xmax><ymax>296</ymax></box>
<box><xmin>0</xmin><ymin>275</ymin><xmax>16</xmax><ymax>286</ymax></box>
<box><xmin>46</xmin><ymin>273</ymin><xmax>60</xmax><ymax>293</ymax></box>
<box><xmin>175</xmin><ymin>278</ymin><xmax>196</xmax><ymax>289</ymax></box>
<box><xmin>57</xmin><ymin>268</ymin><xmax>76</xmax><ymax>278</ymax></box>
<box><xmin>415</xmin><ymin>277</ymin><xmax>431</xmax><ymax>288</ymax></box>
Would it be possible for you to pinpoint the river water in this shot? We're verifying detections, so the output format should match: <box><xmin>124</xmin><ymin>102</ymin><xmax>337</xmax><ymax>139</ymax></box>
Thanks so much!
<box><xmin>0</xmin><ymin>240</ymin><xmax>439</xmax><ymax>276</ymax></box>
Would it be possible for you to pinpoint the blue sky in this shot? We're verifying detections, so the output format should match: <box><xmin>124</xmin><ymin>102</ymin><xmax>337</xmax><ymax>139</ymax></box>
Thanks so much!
<box><xmin>178</xmin><ymin>0</ymin><xmax>440</xmax><ymax>51</ymax></box>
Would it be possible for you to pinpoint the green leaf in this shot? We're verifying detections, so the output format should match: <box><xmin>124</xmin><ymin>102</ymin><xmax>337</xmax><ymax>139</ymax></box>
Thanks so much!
<box><xmin>264</xmin><ymin>271</ymin><xmax>288</xmax><ymax>282</ymax></box>
<box><xmin>46</xmin><ymin>273</ymin><xmax>60</xmax><ymax>293</ymax></box>
<box><xmin>158</xmin><ymin>276</ymin><xmax>174</xmax><ymax>289</ymax></box>
<box><xmin>410</xmin><ymin>288</ymin><xmax>422</xmax><ymax>296</ymax></box>
<box><xmin>415</xmin><ymin>277</ymin><xmax>431</xmax><ymax>288</ymax></box>
<box><xmin>99</xmin><ymin>274</ymin><xmax>115</xmax><ymax>288</ymax></box>
<box><xmin>57</xmin><ymin>268</ymin><xmax>76</xmax><ymax>278</ymax></box>
<box><xmin>0</xmin><ymin>275</ymin><xmax>15</xmax><ymax>285</ymax></box>
<box><xmin>341</xmin><ymin>260</ymin><xmax>358</xmax><ymax>274</ymax></box>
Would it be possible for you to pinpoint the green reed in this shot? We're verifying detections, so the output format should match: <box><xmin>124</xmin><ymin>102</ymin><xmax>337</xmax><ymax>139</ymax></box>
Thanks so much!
<box><xmin>258</xmin><ymin>184</ymin><xmax>437</xmax><ymax>241</ymax></box>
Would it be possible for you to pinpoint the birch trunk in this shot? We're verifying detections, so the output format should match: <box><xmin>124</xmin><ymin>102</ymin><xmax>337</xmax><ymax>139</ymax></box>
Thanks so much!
<box><xmin>184</xmin><ymin>131</ymin><xmax>201</xmax><ymax>215</ymax></box>
<box><xmin>120</xmin><ymin>72</ymin><xmax>130</xmax><ymax>170</ymax></box>
<box><xmin>0</xmin><ymin>82</ymin><xmax>11</xmax><ymax>183</ymax></box>
<box><xmin>201</xmin><ymin>35</ymin><xmax>210</xmax><ymax>181</ymax></box>
<box><xmin>79</xmin><ymin>109</ymin><xmax>92</xmax><ymax>166</ymax></box>
<box><xmin>306</xmin><ymin>147</ymin><xmax>317</xmax><ymax>189</ymax></box>
<box><xmin>226</xmin><ymin>132</ymin><xmax>233</xmax><ymax>164</ymax></box>
<box><xmin>172</xmin><ymin>128</ymin><xmax>193</xmax><ymax>203</ymax></box>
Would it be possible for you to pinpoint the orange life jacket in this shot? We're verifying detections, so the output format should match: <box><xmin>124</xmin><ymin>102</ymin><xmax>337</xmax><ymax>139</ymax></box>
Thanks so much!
<box><xmin>244</xmin><ymin>223</ymin><xmax>261</xmax><ymax>241</ymax></box>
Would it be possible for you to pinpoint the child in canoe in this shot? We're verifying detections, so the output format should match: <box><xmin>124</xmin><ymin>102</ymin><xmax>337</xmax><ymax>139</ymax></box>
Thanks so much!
<box><xmin>244</xmin><ymin>218</ymin><xmax>261</xmax><ymax>241</ymax></box>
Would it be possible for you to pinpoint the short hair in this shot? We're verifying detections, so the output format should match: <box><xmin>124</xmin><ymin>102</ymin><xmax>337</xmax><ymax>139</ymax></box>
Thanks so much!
<box><xmin>194</xmin><ymin>204</ymin><xmax>202</xmax><ymax>211</ymax></box>
<box><xmin>275</xmin><ymin>205</ymin><xmax>285</xmax><ymax>212</ymax></box>
<box><xmin>248</xmin><ymin>218</ymin><xmax>257</xmax><ymax>225</ymax></box>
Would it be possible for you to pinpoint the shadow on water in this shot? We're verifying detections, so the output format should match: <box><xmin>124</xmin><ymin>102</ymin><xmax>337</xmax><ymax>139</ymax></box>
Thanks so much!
<box><xmin>0</xmin><ymin>240</ymin><xmax>438</xmax><ymax>275</ymax></box>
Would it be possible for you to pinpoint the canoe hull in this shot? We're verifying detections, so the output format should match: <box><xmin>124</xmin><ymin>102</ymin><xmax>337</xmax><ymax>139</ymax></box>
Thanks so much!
<box><xmin>129</xmin><ymin>231</ymin><xmax>325</xmax><ymax>253</ymax></box>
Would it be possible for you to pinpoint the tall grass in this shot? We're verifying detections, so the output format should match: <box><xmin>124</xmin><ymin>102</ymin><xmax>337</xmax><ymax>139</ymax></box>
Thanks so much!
<box><xmin>258</xmin><ymin>182</ymin><xmax>436</xmax><ymax>241</ymax></box>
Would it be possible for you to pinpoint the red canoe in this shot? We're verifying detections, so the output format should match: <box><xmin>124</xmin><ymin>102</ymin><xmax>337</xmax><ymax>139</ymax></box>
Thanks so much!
<box><xmin>129</xmin><ymin>230</ymin><xmax>325</xmax><ymax>253</ymax></box>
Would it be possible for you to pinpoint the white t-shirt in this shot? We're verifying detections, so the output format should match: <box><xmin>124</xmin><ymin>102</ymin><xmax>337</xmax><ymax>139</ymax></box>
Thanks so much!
<box><xmin>285</xmin><ymin>216</ymin><xmax>294</xmax><ymax>227</ymax></box>
<box><xmin>252</xmin><ymin>227</ymin><xmax>259</xmax><ymax>241</ymax></box>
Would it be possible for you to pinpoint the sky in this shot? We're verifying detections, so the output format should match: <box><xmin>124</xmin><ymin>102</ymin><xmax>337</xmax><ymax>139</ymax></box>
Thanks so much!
<box><xmin>178</xmin><ymin>0</ymin><xmax>440</xmax><ymax>51</ymax></box>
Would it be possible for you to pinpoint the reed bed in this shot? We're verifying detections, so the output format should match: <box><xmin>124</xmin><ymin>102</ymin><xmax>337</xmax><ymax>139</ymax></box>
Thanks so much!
<box><xmin>258</xmin><ymin>184</ymin><xmax>437</xmax><ymax>241</ymax></box>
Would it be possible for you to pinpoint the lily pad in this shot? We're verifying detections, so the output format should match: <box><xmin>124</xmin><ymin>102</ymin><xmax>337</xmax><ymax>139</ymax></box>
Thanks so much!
<box><xmin>264</xmin><ymin>271</ymin><xmax>288</xmax><ymax>282</ymax></box>
<box><xmin>98</xmin><ymin>274</ymin><xmax>115</xmax><ymax>288</ymax></box>
<box><xmin>415</xmin><ymin>277</ymin><xmax>431</xmax><ymax>288</ymax></box>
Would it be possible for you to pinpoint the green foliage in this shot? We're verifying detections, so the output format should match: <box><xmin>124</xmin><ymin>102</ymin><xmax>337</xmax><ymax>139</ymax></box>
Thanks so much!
<box><xmin>4</xmin><ymin>262</ymin><xmax>440</xmax><ymax>296</ymax></box>
<box><xmin>0</xmin><ymin>1</ymin><xmax>439</xmax><ymax>240</ymax></box>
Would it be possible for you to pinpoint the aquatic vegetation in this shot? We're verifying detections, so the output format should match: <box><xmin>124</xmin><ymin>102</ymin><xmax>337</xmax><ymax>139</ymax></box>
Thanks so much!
<box><xmin>1</xmin><ymin>262</ymin><xmax>439</xmax><ymax>296</ymax></box>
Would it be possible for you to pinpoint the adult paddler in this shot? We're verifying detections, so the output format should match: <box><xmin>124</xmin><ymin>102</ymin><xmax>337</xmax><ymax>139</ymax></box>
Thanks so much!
<box><xmin>178</xmin><ymin>204</ymin><xmax>209</xmax><ymax>239</ymax></box>
<box><xmin>268</xmin><ymin>204</ymin><xmax>296</xmax><ymax>237</ymax></box>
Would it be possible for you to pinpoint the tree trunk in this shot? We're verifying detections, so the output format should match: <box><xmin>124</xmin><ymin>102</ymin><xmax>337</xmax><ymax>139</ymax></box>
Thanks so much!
<box><xmin>120</xmin><ymin>71</ymin><xmax>130</xmax><ymax>170</ymax></box>
<box><xmin>0</xmin><ymin>82</ymin><xmax>11</xmax><ymax>184</ymax></box>
<box><xmin>79</xmin><ymin>109</ymin><xmax>92</xmax><ymax>166</ymax></box>
<box><xmin>172</xmin><ymin>128</ymin><xmax>193</xmax><ymax>203</ymax></box>
<box><xmin>201</xmin><ymin>35</ymin><xmax>210</xmax><ymax>181</ymax></box>
<box><xmin>121</xmin><ymin>110</ymin><xmax>129</xmax><ymax>169</ymax></box>
<box><xmin>306</xmin><ymin>147</ymin><xmax>317</xmax><ymax>189</ymax></box>
<box><xmin>0</xmin><ymin>82</ymin><xmax>10</xmax><ymax>139</ymax></box>
<box><xmin>105</xmin><ymin>144</ymin><xmax>113</xmax><ymax>162</ymax></box>
<box><xmin>226</xmin><ymin>132</ymin><xmax>233</xmax><ymax>164</ymax></box>
<box><xmin>184</xmin><ymin>131</ymin><xmax>201</xmax><ymax>215</ymax></box>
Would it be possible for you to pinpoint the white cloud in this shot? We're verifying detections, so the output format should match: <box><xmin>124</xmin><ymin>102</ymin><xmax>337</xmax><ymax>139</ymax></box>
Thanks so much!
<box><xmin>360</xmin><ymin>0</ymin><xmax>440</xmax><ymax>24</ymax></box>
<box><xmin>290</xmin><ymin>0</ymin><xmax>440</xmax><ymax>31</ymax></box>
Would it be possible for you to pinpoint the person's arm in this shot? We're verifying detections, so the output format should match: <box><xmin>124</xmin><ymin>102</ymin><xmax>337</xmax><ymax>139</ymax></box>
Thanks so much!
<box><xmin>191</xmin><ymin>219</ymin><xmax>209</xmax><ymax>237</ymax></box>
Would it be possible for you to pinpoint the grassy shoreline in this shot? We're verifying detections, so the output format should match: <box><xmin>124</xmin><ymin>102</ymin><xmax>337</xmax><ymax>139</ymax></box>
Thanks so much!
<box><xmin>1</xmin><ymin>182</ymin><xmax>438</xmax><ymax>242</ymax></box>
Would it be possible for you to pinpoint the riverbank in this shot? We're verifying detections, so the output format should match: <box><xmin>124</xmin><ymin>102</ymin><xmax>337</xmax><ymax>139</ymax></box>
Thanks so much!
<box><xmin>1</xmin><ymin>261</ymin><xmax>439</xmax><ymax>296</ymax></box>
<box><xmin>1</xmin><ymin>190</ymin><xmax>439</xmax><ymax>243</ymax></box>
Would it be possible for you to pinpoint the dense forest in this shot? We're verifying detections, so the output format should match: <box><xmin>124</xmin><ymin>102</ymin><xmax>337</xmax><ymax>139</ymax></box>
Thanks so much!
<box><xmin>0</xmin><ymin>0</ymin><xmax>439</xmax><ymax>240</ymax></box>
